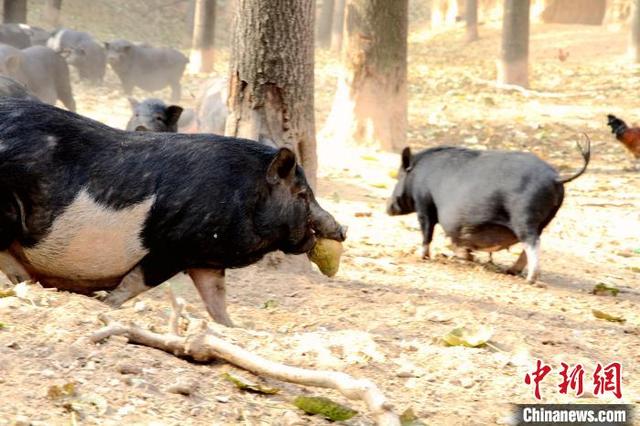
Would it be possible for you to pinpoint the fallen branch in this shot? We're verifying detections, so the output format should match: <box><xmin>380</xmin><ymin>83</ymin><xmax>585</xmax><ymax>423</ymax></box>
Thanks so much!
<box><xmin>464</xmin><ymin>74</ymin><xmax>581</xmax><ymax>99</ymax></box>
<box><xmin>91</xmin><ymin>316</ymin><xmax>399</xmax><ymax>425</ymax></box>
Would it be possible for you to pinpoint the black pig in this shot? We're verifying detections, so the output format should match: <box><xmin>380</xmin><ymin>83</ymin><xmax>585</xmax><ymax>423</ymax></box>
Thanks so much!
<box><xmin>105</xmin><ymin>40</ymin><xmax>188</xmax><ymax>101</ymax></box>
<box><xmin>47</xmin><ymin>28</ymin><xmax>107</xmax><ymax>83</ymax></box>
<box><xmin>126</xmin><ymin>97</ymin><xmax>183</xmax><ymax>132</ymax></box>
<box><xmin>0</xmin><ymin>45</ymin><xmax>75</xmax><ymax>110</ymax></box>
<box><xmin>387</xmin><ymin>142</ymin><xmax>590</xmax><ymax>283</ymax></box>
<box><xmin>0</xmin><ymin>99</ymin><xmax>346</xmax><ymax>326</ymax></box>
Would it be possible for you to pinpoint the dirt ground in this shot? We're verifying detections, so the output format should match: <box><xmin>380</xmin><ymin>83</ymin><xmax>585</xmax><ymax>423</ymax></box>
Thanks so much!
<box><xmin>1</xmin><ymin>21</ymin><xmax>639</xmax><ymax>426</ymax></box>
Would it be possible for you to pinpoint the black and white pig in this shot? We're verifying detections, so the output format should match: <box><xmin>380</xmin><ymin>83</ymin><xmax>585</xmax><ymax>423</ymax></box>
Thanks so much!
<box><xmin>0</xmin><ymin>99</ymin><xmax>346</xmax><ymax>326</ymax></box>
<box><xmin>47</xmin><ymin>28</ymin><xmax>107</xmax><ymax>83</ymax></box>
<box><xmin>126</xmin><ymin>97</ymin><xmax>183</xmax><ymax>132</ymax></box>
<box><xmin>387</xmin><ymin>142</ymin><xmax>590</xmax><ymax>283</ymax></box>
<box><xmin>104</xmin><ymin>40</ymin><xmax>188</xmax><ymax>102</ymax></box>
<box><xmin>0</xmin><ymin>24</ymin><xmax>31</xmax><ymax>49</ymax></box>
<box><xmin>0</xmin><ymin>44</ymin><xmax>75</xmax><ymax>111</ymax></box>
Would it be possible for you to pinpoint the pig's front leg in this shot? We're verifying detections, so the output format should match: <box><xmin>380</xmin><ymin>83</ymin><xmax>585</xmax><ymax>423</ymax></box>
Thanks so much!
<box><xmin>0</xmin><ymin>250</ymin><xmax>31</xmax><ymax>284</ymax></box>
<box><xmin>103</xmin><ymin>266</ymin><xmax>150</xmax><ymax>307</ymax></box>
<box><xmin>417</xmin><ymin>212</ymin><xmax>435</xmax><ymax>259</ymax></box>
<box><xmin>187</xmin><ymin>268</ymin><xmax>233</xmax><ymax>327</ymax></box>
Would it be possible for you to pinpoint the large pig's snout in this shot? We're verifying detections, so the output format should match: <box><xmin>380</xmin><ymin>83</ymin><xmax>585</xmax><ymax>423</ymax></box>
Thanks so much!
<box><xmin>310</xmin><ymin>200</ymin><xmax>347</xmax><ymax>242</ymax></box>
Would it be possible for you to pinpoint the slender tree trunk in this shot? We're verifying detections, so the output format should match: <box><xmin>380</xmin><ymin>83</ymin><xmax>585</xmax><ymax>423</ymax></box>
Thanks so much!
<box><xmin>43</xmin><ymin>0</ymin><xmax>62</xmax><ymax>27</ymax></box>
<box><xmin>330</xmin><ymin>0</ymin><xmax>345</xmax><ymax>52</ymax></box>
<box><xmin>466</xmin><ymin>0</ymin><xmax>479</xmax><ymax>42</ymax></box>
<box><xmin>630</xmin><ymin>0</ymin><xmax>640</xmax><ymax>62</ymax></box>
<box><xmin>497</xmin><ymin>0</ymin><xmax>530</xmax><ymax>87</ymax></box>
<box><xmin>189</xmin><ymin>0</ymin><xmax>216</xmax><ymax>73</ymax></box>
<box><xmin>3</xmin><ymin>0</ymin><xmax>27</xmax><ymax>23</ymax></box>
<box><xmin>226</xmin><ymin>0</ymin><xmax>317</xmax><ymax>188</ymax></box>
<box><xmin>317</xmin><ymin>0</ymin><xmax>334</xmax><ymax>48</ymax></box>
<box><xmin>322</xmin><ymin>0</ymin><xmax>408</xmax><ymax>152</ymax></box>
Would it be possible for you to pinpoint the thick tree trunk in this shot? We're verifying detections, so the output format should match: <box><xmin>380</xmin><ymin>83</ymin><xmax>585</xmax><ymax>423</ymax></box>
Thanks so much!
<box><xmin>466</xmin><ymin>0</ymin><xmax>479</xmax><ymax>42</ymax></box>
<box><xmin>43</xmin><ymin>0</ymin><xmax>62</xmax><ymax>27</ymax></box>
<box><xmin>322</xmin><ymin>0</ymin><xmax>408</xmax><ymax>152</ymax></box>
<box><xmin>226</xmin><ymin>0</ymin><xmax>317</xmax><ymax>188</ymax></box>
<box><xmin>317</xmin><ymin>0</ymin><xmax>334</xmax><ymax>48</ymax></box>
<box><xmin>497</xmin><ymin>0</ymin><xmax>530</xmax><ymax>88</ymax></box>
<box><xmin>189</xmin><ymin>0</ymin><xmax>216</xmax><ymax>73</ymax></box>
<box><xmin>631</xmin><ymin>0</ymin><xmax>640</xmax><ymax>62</ymax></box>
<box><xmin>3</xmin><ymin>0</ymin><xmax>27</xmax><ymax>23</ymax></box>
<box><xmin>331</xmin><ymin>0</ymin><xmax>345</xmax><ymax>52</ymax></box>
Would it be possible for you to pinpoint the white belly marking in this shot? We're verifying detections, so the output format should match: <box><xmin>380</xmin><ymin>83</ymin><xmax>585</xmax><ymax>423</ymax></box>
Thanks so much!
<box><xmin>23</xmin><ymin>189</ymin><xmax>155</xmax><ymax>279</ymax></box>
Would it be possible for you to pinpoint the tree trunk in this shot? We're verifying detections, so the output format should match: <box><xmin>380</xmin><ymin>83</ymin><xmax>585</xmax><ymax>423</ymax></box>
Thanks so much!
<box><xmin>497</xmin><ymin>0</ymin><xmax>530</xmax><ymax>88</ymax></box>
<box><xmin>331</xmin><ymin>0</ymin><xmax>345</xmax><ymax>52</ymax></box>
<box><xmin>322</xmin><ymin>0</ymin><xmax>408</xmax><ymax>152</ymax></box>
<box><xmin>226</xmin><ymin>0</ymin><xmax>317</xmax><ymax>189</ymax></box>
<box><xmin>466</xmin><ymin>0</ymin><xmax>479</xmax><ymax>42</ymax></box>
<box><xmin>3</xmin><ymin>0</ymin><xmax>27</xmax><ymax>23</ymax></box>
<box><xmin>317</xmin><ymin>0</ymin><xmax>334</xmax><ymax>48</ymax></box>
<box><xmin>189</xmin><ymin>0</ymin><xmax>216</xmax><ymax>73</ymax></box>
<box><xmin>43</xmin><ymin>0</ymin><xmax>62</xmax><ymax>27</ymax></box>
<box><xmin>631</xmin><ymin>0</ymin><xmax>640</xmax><ymax>62</ymax></box>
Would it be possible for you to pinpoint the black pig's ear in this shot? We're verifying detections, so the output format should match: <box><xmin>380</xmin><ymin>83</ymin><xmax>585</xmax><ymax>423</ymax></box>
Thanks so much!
<box><xmin>401</xmin><ymin>147</ymin><xmax>412</xmax><ymax>171</ymax></box>
<box><xmin>267</xmin><ymin>148</ymin><xmax>296</xmax><ymax>185</ymax></box>
<box><xmin>165</xmin><ymin>105</ymin><xmax>183</xmax><ymax>126</ymax></box>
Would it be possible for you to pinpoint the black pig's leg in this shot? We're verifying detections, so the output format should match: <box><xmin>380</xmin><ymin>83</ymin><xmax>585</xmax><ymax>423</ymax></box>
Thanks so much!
<box><xmin>418</xmin><ymin>211</ymin><xmax>435</xmax><ymax>259</ymax></box>
<box><xmin>103</xmin><ymin>266</ymin><xmax>148</xmax><ymax>307</ymax></box>
<box><xmin>187</xmin><ymin>268</ymin><xmax>233</xmax><ymax>327</ymax></box>
<box><xmin>523</xmin><ymin>238</ymin><xmax>540</xmax><ymax>283</ymax></box>
<box><xmin>103</xmin><ymin>254</ymin><xmax>183</xmax><ymax>307</ymax></box>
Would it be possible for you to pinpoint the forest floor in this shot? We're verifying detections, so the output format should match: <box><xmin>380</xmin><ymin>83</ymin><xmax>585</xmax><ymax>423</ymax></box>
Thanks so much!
<box><xmin>1</xmin><ymin>21</ymin><xmax>639</xmax><ymax>426</ymax></box>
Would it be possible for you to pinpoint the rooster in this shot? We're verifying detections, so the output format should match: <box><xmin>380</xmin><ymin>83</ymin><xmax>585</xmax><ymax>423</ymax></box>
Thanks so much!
<box><xmin>607</xmin><ymin>114</ymin><xmax>640</xmax><ymax>168</ymax></box>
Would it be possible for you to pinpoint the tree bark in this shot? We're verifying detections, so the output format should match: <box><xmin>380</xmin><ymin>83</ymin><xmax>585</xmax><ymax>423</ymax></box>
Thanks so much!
<box><xmin>3</xmin><ymin>0</ymin><xmax>27</xmax><ymax>23</ymax></box>
<box><xmin>466</xmin><ymin>0</ymin><xmax>479</xmax><ymax>42</ymax></box>
<box><xmin>331</xmin><ymin>0</ymin><xmax>345</xmax><ymax>52</ymax></box>
<box><xmin>189</xmin><ymin>0</ymin><xmax>216</xmax><ymax>73</ymax></box>
<box><xmin>226</xmin><ymin>0</ymin><xmax>317</xmax><ymax>189</ymax></box>
<box><xmin>43</xmin><ymin>0</ymin><xmax>62</xmax><ymax>27</ymax></box>
<box><xmin>322</xmin><ymin>0</ymin><xmax>408</xmax><ymax>152</ymax></box>
<box><xmin>497</xmin><ymin>0</ymin><xmax>530</xmax><ymax>88</ymax></box>
<box><xmin>631</xmin><ymin>0</ymin><xmax>640</xmax><ymax>62</ymax></box>
<box><xmin>317</xmin><ymin>0</ymin><xmax>334</xmax><ymax>48</ymax></box>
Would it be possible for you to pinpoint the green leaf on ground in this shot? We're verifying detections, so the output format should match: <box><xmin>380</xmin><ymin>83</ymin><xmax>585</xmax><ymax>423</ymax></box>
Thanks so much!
<box><xmin>223</xmin><ymin>372</ymin><xmax>279</xmax><ymax>395</ymax></box>
<box><xmin>0</xmin><ymin>289</ymin><xmax>15</xmax><ymax>298</ymax></box>
<box><xmin>293</xmin><ymin>396</ymin><xmax>357</xmax><ymax>421</ymax></box>
<box><xmin>400</xmin><ymin>407</ymin><xmax>427</xmax><ymax>426</ymax></box>
<box><xmin>47</xmin><ymin>382</ymin><xmax>76</xmax><ymax>400</ymax></box>
<box><xmin>592</xmin><ymin>309</ymin><xmax>625</xmax><ymax>323</ymax></box>
<box><xmin>592</xmin><ymin>283</ymin><xmax>619</xmax><ymax>296</ymax></box>
<box><xmin>442</xmin><ymin>326</ymin><xmax>493</xmax><ymax>348</ymax></box>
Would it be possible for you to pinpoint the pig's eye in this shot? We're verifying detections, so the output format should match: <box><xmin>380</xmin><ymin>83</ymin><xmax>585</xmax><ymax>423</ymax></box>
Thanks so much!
<box><xmin>296</xmin><ymin>189</ymin><xmax>307</xmax><ymax>199</ymax></box>
<box><xmin>156</xmin><ymin>116</ymin><xmax>163</xmax><ymax>122</ymax></box>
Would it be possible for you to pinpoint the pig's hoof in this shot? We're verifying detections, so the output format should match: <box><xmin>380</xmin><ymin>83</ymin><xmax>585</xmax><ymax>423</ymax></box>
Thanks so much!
<box><xmin>505</xmin><ymin>268</ymin><xmax>522</xmax><ymax>276</ymax></box>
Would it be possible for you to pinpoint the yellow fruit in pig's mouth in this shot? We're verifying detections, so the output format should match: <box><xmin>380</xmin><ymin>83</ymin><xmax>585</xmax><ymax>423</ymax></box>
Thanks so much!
<box><xmin>308</xmin><ymin>238</ymin><xmax>344</xmax><ymax>277</ymax></box>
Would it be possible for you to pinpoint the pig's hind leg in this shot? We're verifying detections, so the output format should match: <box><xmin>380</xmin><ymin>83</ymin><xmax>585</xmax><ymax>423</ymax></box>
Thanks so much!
<box><xmin>506</xmin><ymin>237</ymin><xmax>541</xmax><ymax>283</ymax></box>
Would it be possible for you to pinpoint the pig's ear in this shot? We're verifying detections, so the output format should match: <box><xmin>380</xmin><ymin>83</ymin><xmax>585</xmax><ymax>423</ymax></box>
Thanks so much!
<box><xmin>135</xmin><ymin>125</ymin><xmax>149</xmax><ymax>132</ymax></box>
<box><xmin>267</xmin><ymin>148</ymin><xmax>296</xmax><ymax>185</ymax></box>
<box><xmin>127</xmin><ymin>97</ymin><xmax>139</xmax><ymax>109</ymax></box>
<box><xmin>401</xmin><ymin>147</ymin><xmax>412</xmax><ymax>171</ymax></box>
<box><xmin>165</xmin><ymin>105</ymin><xmax>183</xmax><ymax>126</ymax></box>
